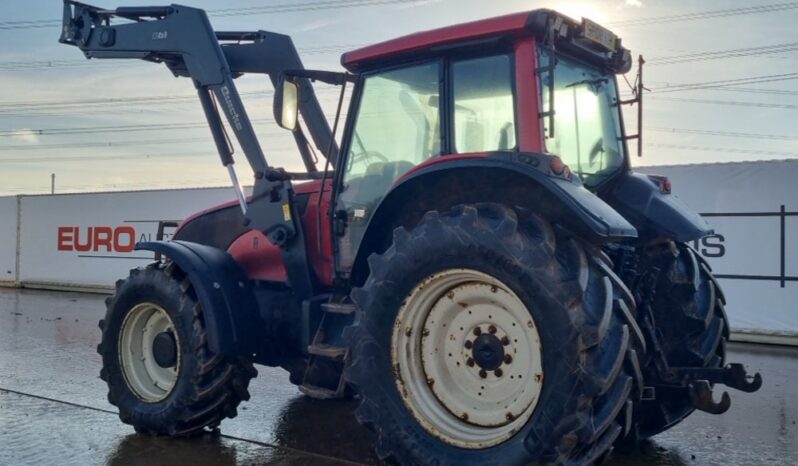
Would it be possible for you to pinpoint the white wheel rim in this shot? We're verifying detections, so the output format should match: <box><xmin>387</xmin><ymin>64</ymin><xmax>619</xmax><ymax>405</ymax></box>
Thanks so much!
<box><xmin>392</xmin><ymin>269</ymin><xmax>544</xmax><ymax>449</ymax></box>
<box><xmin>118</xmin><ymin>302</ymin><xmax>180</xmax><ymax>402</ymax></box>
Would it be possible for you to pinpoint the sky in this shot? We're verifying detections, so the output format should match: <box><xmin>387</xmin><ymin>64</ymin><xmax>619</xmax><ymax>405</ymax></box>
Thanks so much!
<box><xmin>0</xmin><ymin>0</ymin><xmax>797</xmax><ymax>195</ymax></box>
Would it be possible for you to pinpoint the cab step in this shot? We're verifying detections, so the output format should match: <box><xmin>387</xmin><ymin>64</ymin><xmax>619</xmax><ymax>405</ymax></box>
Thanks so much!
<box><xmin>298</xmin><ymin>383</ymin><xmax>345</xmax><ymax>400</ymax></box>
<box><xmin>308</xmin><ymin>343</ymin><xmax>347</xmax><ymax>359</ymax></box>
<box><xmin>321</xmin><ymin>302</ymin><xmax>357</xmax><ymax>315</ymax></box>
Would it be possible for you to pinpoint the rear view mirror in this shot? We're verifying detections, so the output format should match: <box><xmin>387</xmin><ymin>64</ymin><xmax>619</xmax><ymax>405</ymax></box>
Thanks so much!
<box><xmin>274</xmin><ymin>78</ymin><xmax>299</xmax><ymax>131</ymax></box>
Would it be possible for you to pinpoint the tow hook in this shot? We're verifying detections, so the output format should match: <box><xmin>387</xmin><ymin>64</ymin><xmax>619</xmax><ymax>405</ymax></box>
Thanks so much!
<box><xmin>689</xmin><ymin>380</ymin><xmax>731</xmax><ymax>414</ymax></box>
<box><xmin>663</xmin><ymin>363</ymin><xmax>763</xmax><ymax>414</ymax></box>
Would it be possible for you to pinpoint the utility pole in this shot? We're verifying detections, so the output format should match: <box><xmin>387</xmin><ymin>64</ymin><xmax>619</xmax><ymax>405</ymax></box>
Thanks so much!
<box><xmin>50</xmin><ymin>173</ymin><xmax>55</xmax><ymax>194</ymax></box>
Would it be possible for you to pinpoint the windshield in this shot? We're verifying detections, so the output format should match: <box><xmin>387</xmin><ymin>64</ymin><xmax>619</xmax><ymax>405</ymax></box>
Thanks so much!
<box><xmin>538</xmin><ymin>49</ymin><xmax>626</xmax><ymax>187</ymax></box>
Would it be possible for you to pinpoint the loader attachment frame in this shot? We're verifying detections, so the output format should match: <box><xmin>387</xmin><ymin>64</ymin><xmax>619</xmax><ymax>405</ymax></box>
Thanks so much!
<box><xmin>60</xmin><ymin>0</ymin><xmax>332</xmax><ymax>299</ymax></box>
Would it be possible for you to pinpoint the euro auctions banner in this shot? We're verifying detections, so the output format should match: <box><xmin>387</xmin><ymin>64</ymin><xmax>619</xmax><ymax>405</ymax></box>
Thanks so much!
<box><xmin>16</xmin><ymin>188</ymin><xmax>240</xmax><ymax>290</ymax></box>
<box><xmin>0</xmin><ymin>196</ymin><xmax>18</xmax><ymax>286</ymax></box>
<box><xmin>638</xmin><ymin>159</ymin><xmax>798</xmax><ymax>337</ymax></box>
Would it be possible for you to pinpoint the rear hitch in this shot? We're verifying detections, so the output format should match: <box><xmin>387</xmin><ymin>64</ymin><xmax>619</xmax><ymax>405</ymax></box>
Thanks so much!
<box><xmin>659</xmin><ymin>363</ymin><xmax>762</xmax><ymax>414</ymax></box>
<box><xmin>667</xmin><ymin>363</ymin><xmax>763</xmax><ymax>393</ymax></box>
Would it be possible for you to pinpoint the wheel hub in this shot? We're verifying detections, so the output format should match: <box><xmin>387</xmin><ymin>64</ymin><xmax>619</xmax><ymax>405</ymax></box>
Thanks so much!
<box><xmin>471</xmin><ymin>333</ymin><xmax>505</xmax><ymax>371</ymax></box>
<box><xmin>152</xmin><ymin>331</ymin><xmax>178</xmax><ymax>368</ymax></box>
<box><xmin>118</xmin><ymin>303</ymin><xmax>180</xmax><ymax>403</ymax></box>
<box><xmin>392</xmin><ymin>269</ymin><xmax>544</xmax><ymax>449</ymax></box>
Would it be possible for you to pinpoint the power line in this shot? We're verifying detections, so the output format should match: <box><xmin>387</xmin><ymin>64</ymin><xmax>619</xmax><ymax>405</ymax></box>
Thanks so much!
<box><xmin>648</xmin><ymin>96</ymin><xmax>798</xmax><ymax>110</ymax></box>
<box><xmin>0</xmin><ymin>44</ymin><xmax>359</xmax><ymax>72</ymax></box>
<box><xmin>0</xmin><ymin>121</ymin><xmax>243</xmax><ymax>138</ymax></box>
<box><xmin>0</xmin><ymin>87</ymin><xmax>341</xmax><ymax>114</ymax></box>
<box><xmin>647</xmin><ymin>143</ymin><xmax>798</xmax><ymax>158</ymax></box>
<box><xmin>652</xmin><ymin>72</ymin><xmax>798</xmax><ymax>93</ymax></box>
<box><xmin>0</xmin><ymin>0</ymin><xmax>418</xmax><ymax>30</ymax></box>
<box><xmin>7</xmin><ymin>0</ymin><xmax>797</xmax><ymax>33</ymax></box>
<box><xmin>648</xmin><ymin>41</ymin><xmax>798</xmax><ymax>66</ymax></box>
<box><xmin>608</xmin><ymin>2</ymin><xmax>798</xmax><ymax>27</ymax></box>
<box><xmin>0</xmin><ymin>136</ymin><xmax>207</xmax><ymax>152</ymax></box>
<box><xmin>646</xmin><ymin>127</ymin><xmax>798</xmax><ymax>142</ymax></box>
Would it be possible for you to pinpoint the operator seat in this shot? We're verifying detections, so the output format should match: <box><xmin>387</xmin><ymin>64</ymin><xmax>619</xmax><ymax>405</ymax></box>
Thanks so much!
<box><xmin>343</xmin><ymin>160</ymin><xmax>415</xmax><ymax>214</ymax></box>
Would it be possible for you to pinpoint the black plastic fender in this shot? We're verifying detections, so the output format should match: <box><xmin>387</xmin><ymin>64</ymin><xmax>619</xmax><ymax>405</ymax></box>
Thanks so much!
<box><xmin>136</xmin><ymin>240</ymin><xmax>260</xmax><ymax>356</ymax></box>
<box><xmin>602</xmin><ymin>171</ymin><xmax>712</xmax><ymax>243</ymax></box>
<box><xmin>350</xmin><ymin>152</ymin><xmax>637</xmax><ymax>281</ymax></box>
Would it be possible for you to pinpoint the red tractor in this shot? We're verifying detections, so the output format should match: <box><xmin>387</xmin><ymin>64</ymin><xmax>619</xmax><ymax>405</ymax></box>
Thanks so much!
<box><xmin>60</xmin><ymin>2</ymin><xmax>761</xmax><ymax>464</ymax></box>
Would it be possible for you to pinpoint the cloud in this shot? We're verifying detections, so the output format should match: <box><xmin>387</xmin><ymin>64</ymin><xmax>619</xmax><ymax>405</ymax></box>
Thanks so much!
<box><xmin>625</xmin><ymin>0</ymin><xmax>643</xmax><ymax>6</ymax></box>
<box><xmin>8</xmin><ymin>129</ymin><xmax>40</xmax><ymax>144</ymax></box>
<box><xmin>394</xmin><ymin>0</ymin><xmax>443</xmax><ymax>10</ymax></box>
<box><xmin>296</xmin><ymin>18</ymin><xmax>338</xmax><ymax>32</ymax></box>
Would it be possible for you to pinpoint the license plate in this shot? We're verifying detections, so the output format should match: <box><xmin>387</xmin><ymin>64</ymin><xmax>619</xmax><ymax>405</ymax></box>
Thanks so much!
<box><xmin>583</xmin><ymin>18</ymin><xmax>617</xmax><ymax>51</ymax></box>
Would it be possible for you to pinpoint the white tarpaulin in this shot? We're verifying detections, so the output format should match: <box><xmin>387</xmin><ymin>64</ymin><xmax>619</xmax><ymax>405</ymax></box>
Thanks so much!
<box><xmin>0</xmin><ymin>196</ymin><xmax>18</xmax><ymax>286</ymax></box>
<box><xmin>638</xmin><ymin>159</ymin><xmax>798</xmax><ymax>338</ymax></box>
<box><xmin>17</xmin><ymin>188</ymin><xmax>239</xmax><ymax>290</ymax></box>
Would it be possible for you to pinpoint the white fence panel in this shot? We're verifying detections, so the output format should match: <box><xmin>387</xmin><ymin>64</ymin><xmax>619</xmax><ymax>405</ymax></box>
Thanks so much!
<box><xmin>639</xmin><ymin>160</ymin><xmax>798</xmax><ymax>337</ymax></box>
<box><xmin>0</xmin><ymin>196</ymin><xmax>18</xmax><ymax>286</ymax></box>
<box><xmin>17</xmin><ymin>188</ymin><xmax>238</xmax><ymax>290</ymax></box>
<box><xmin>7</xmin><ymin>160</ymin><xmax>797</xmax><ymax>340</ymax></box>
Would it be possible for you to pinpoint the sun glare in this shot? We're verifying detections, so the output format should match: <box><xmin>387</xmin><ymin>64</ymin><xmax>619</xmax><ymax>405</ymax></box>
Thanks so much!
<box><xmin>553</xmin><ymin>1</ymin><xmax>610</xmax><ymax>25</ymax></box>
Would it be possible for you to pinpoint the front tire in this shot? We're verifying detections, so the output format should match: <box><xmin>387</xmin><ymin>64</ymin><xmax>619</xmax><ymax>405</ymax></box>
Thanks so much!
<box><xmin>98</xmin><ymin>263</ymin><xmax>257</xmax><ymax>436</ymax></box>
<box><xmin>345</xmin><ymin>204</ymin><xmax>642</xmax><ymax>465</ymax></box>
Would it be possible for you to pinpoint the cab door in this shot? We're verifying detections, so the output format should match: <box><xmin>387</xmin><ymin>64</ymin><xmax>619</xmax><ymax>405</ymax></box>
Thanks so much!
<box><xmin>334</xmin><ymin>61</ymin><xmax>443</xmax><ymax>271</ymax></box>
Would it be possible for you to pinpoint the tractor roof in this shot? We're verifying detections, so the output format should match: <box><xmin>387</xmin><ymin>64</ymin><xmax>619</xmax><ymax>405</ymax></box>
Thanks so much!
<box><xmin>341</xmin><ymin>10</ymin><xmax>631</xmax><ymax>73</ymax></box>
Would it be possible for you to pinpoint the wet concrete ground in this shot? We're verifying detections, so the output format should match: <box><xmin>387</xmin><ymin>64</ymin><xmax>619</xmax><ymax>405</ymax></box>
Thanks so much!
<box><xmin>1</xmin><ymin>287</ymin><xmax>796</xmax><ymax>465</ymax></box>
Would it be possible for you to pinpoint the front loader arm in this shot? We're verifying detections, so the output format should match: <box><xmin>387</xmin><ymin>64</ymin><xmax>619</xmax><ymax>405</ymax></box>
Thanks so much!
<box><xmin>60</xmin><ymin>1</ymin><xmax>317</xmax><ymax>299</ymax></box>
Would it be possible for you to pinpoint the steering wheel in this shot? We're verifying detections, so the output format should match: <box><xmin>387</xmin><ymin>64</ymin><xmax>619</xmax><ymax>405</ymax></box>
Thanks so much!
<box><xmin>349</xmin><ymin>150</ymin><xmax>389</xmax><ymax>168</ymax></box>
<box><xmin>588</xmin><ymin>138</ymin><xmax>605</xmax><ymax>164</ymax></box>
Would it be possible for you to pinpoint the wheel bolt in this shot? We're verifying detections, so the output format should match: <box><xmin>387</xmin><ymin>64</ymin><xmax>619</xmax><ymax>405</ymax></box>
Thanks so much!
<box><xmin>504</xmin><ymin>354</ymin><xmax>513</xmax><ymax>364</ymax></box>
<box><xmin>479</xmin><ymin>369</ymin><xmax>487</xmax><ymax>379</ymax></box>
<box><xmin>495</xmin><ymin>368</ymin><xmax>503</xmax><ymax>377</ymax></box>
<box><xmin>464</xmin><ymin>340</ymin><xmax>473</xmax><ymax>349</ymax></box>
<box><xmin>501</xmin><ymin>336</ymin><xmax>510</xmax><ymax>346</ymax></box>
<box><xmin>466</xmin><ymin>358</ymin><xmax>475</xmax><ymax>367</ymax></box>
<box><xmin>488</xmin><ymin>325</ymin><xmax>497</xmax><ymax>334</ymax></box>
<box><xmin>473</xmin><ymin>327</ymin><xmax>482</xmax><ymax>336</ymax></box>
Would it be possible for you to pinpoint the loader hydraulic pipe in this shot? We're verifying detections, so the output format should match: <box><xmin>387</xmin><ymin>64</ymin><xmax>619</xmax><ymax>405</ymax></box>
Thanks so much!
<box><xmin>197</xmin><ymin>86</ymin><xmax>234</xmax><ymax>166</ymax></box>
<box><xmin>226</xmin><ymin>164</ymin><xmax>248</xmax><ymax>215</ymax></box>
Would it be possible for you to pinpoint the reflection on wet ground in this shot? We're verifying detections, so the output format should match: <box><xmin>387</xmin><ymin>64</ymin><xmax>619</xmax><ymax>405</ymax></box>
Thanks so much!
<box><xmin>1</xmin><ymin>287</ymin><xmax>796</xmax><ymax>465</ymax></box>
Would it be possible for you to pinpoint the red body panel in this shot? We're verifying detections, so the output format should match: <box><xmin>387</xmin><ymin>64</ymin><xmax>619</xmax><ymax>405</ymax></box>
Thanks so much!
<box><xmin>228</xmin><ymin>230</ymin><xmax>287</xmax><ymax>282</ymax></box>
<box><xmin>342</xmin><ymin>12</ymin><xmax>532</xmax><ymax>71</ymax></box>
<box><xmin>514</xmin><ymin>38</ymin><xmax>544</xmax><ymax>153</ymax></box>
<box><xmin>175</xmin><ymin>180</ymin><xmax>335</xmax><ymax>287</ymax></box>
<box><xmin>397</xmin><ymin>153</ymin><xmax>490</xmax><ymax>183</ymax></box>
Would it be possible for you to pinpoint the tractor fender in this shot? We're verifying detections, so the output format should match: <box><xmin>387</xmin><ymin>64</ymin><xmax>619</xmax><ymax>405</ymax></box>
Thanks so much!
<box><xmin>602</xmin><ymin>171</ymin><xmax>713</xmax><ymax>243</ymax></box>
<box><xmin>136</xmin><ymin>240</ymin><xmax>260</xmax><ymax>356</ymax></box>
<box><xmin>350</xmin><ymin>152</ymin><xmax>637</xmax><ymax>283</ymax></box>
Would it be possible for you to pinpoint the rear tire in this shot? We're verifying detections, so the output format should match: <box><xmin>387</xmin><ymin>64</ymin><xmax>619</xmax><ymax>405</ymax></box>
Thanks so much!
<box><xmin>345</xmin><ymin>204</ymin><xmax>642</xmax><ymax>465</ymax></box>
<box><xmin>631</xmin><ymin>242</ymin><xmax>727</xmax><ymax>438</ymax></box>
<box><xmin>98</xmin><ymin>263</ymin><xmax>257</xmax><ymax>436</ymax></box>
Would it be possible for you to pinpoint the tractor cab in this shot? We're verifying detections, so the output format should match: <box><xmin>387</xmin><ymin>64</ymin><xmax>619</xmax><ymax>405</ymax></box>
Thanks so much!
<box><xmin>279</xmin><ymin>10</ymin><xmax>641</xmax><ymax>272</ymax></box>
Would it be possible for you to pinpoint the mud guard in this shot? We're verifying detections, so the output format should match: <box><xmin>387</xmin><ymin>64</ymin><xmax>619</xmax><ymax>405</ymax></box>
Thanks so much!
<box><xmin>349</xmin><ymin>152</ymin><xmax>637</xmax><ymax>281</ymax></box>
<box><xmin>136</xmin><ymin>240</ymin><xmax>260</xmax><ymax>356</ymax></box>
<box><xmin>603</xmin><ymin>171</ymin><xmax>713</xmax><ymax>243</ymax></box>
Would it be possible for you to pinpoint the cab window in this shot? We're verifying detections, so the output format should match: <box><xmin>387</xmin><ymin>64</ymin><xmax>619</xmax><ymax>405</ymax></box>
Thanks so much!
<box><xmin>452</xmin><ymin>54</ymin><xmax>516</xmax><ymax>153</ymax></box>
